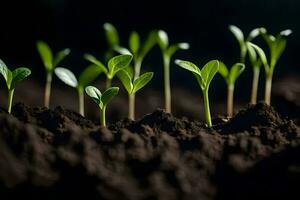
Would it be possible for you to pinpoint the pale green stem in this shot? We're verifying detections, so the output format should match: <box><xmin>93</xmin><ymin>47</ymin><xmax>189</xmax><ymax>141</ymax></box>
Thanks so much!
<box><xmin>227</xmin><ymin>84</ymin><xmax>234</xmax><ymax>118</ymax></box>
<box><xmin>100</xmin><ymin>106</ymin><xmax>106</xmax><ymax>127</ymax></box>
<box><xmin>134</xmin><ymin>59</ymin><xmax>142</xmax><ymax>80</ymax></box>
<box><xmin>264</xmin><ymin>72</ymin><xmax>273</xmax><ymax>105</ymax></box>
<box><xmin>250</xmin><ymin>68</ymin><xmax>260</xmax><ymax>105</ymax></box>
<box><xmin>240</xmin><ymin>46</ymin><xmax>247</xmax><ymax>64</ymax></box>
<box><xmin>78</xmin><ymin>89</ymin><xmax>84</xmax><ymax>116</ymax></box>
<box><xmin>163</xmin><ymin>55</ymin><xmax>171</xmax><ymax>113</ymax></box>
<box><xmin>8</xmin><ymin>89</ymin><xmax>15</xmax><ymax>114</ymax></box>
<box><xmin>128</xmin><ymin>93</ymin><xmax>135</xmax><ymax>120</ymax></box>
<box><xmin>203</xmin><ymin>89</ymin><xmax>212</xmax><ymax>128</ymax></box>
<box><xmin>106</xmin><ymin>78</ymin><xmax>112</xmax><ymax>89</ymax></box>
<box><xmin>44</xmin><ymin>72</ymin><xmax>52</xmax><ymax>108</ymax></box>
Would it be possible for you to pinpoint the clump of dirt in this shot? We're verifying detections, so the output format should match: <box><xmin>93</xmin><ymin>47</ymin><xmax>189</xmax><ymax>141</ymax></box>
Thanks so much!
<box><xmin>0</xmin><ymin>102</ymin><xmax>299</xmax><ymax>200</ymax></box>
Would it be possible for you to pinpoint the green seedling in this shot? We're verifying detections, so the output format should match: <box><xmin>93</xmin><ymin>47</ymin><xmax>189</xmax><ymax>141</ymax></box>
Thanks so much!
<box><xmin>219</xmin><ymin>62</ymin><xmax>245</xmax><ymax>117</ymax></box>
<box><xmin>175</xmin><ymin>59</ymin><xmax>219</xmax><ymax>128</ymax></box>
<box><xmin>54</xmin><ymin>65</ymin><xmax>102</xmax><ymax>116</ymax></box>
<box><xmin>84</xmin><ymin>54</ymin><xmax>133</xmax><ymax>88</ymax></box>
<box><xmin>247</xmin><ymin>29</ymin><xmax>292</xmax><ymax>105</ymax></box>
<box><xmin>103</xmin><ymin>23</ymin><xmax>120</xmax><ymax>61</ymax></box>
<box><xmin>229</xmin><ymin>25</ymin><xmax>261</xmax><ymax>63</ymax></box>
<box><xmin>36</xmin><ymin>40</ymin><xmax>70</xmax><ymax>108</ymax></box>
<box><xmin>85</xmin><ymin>86</ymin><xmax>119</xmax><ymax>126</ymax></box>
<box><xmin>157</xmin><ymin>30</ymin><xmax>189</xmax><ymax>113</ymax></box>
<box><xmin>0</xmin><ymin>59</ymin><xmax>31</xmax><ymax>113</ymax></box>
<box><xmin>117</xmin><ymin>67</ymin><xmax>153</xmax><ymax>119</ymax></box>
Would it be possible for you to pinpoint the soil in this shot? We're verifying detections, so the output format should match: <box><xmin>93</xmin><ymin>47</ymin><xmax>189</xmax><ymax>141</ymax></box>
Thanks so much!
<box><xmin>0</xmin><ymin>102</ymin><xmax>299</xmax><ymax>200</ymax></box>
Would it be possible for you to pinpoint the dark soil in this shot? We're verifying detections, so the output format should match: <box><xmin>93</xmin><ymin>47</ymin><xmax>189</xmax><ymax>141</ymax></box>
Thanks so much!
<box><xmin>0</xmin><ymin>102</ymin><xmax>299</xmax><ymax>200</ymax></box>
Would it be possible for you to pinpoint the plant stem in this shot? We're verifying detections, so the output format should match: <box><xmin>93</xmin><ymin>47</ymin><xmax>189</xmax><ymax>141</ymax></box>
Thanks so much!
<box><xmin>203</xmin><ymin>89</ymin><xmax>212</xmax><ymax>128</ymax></box>
<box><xmin>134</xmin><ymin>59</ymin><xmax>142</xmax><ymax>80</ymax></box>
<box><xmin>7</xmin><ymin>89</ymin><xmax>15</xmax><ymax>114</ymax></box>
<box><xmin>100</xmin><ymin>106</ymin><xmax>106</xmax><ymax>127</ymax></box>
<box><xmin>106</xmin><ymin>78</ymin><xmax>112</xmax><ymax>89</ymax></box>
<box><xmin>44</xmin><ymin>72</ymin><xmax>52</xmax><ymax>108</ymax></box>
<box><xmin>78</xmin><ymin>89</ymin><xmax>84</xmax><ymax>116</ymax></box>
<box><xmin>240</xmin><ymin>46</ymin><xmax>247</xmax><ymax>64</ymax></box>
<box><xmin>250</xmin><ymin>68</ymin><xmax>260</xmax><ymax>104</ymax></box>
<box><xmin>264</xmin><ymin>72</ymin><xmax>273</xmax><ymax>105</ymax></box>
<box><xmin>163</xmin><ymin>55</ymin><xmax>171</xmax><ymax>113</ymax></box>
<box><xmin>128</xmin><ymin>94</ymin><xmax>135</xmax><ymax>120</ymax></box>
<box><xmin>227</xmin><ymin>84</ymin><xmax>234</xmax><ymax>118</ymax></box>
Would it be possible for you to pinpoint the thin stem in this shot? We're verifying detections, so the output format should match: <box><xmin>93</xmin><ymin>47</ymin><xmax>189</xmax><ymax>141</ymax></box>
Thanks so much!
<box><xmin>100</xmin><ymin>106</ymin><xmax>106</xmax><ymax>127</ymax></box>
<box><xmin>227</xmin><ymin>84</ymin><xmax>234</xmax><ymax>118</ymax></box>
<box><xmin>128</xmin><ymin>93</ymin><xmax>135</xmax><ymax>120</ymax></box>
<box><xmin>163</xmin><ymin>55</ymin><xmax>171</xmax><ymax>113</ymax></box>
<box><xmin>133</xmin><ymin>59</ymin><xmax>142</xmax><ymax>80</ymax></box>
<box><xmin>44</xmin><ymin>72</ymin><xmax>52</xmax><ymax>108</ymax></box>
<box><xmin>78</xmin><ymin>89</ymin><xmax>84</xmax><ymax>116</ymax></box>
<box><xmin>106</xmin><ymin>78</ymin><xmax>112</xmax><ymax>89</ymax></box>
<box><xmin>240</xmin><ymin>46</ymin><xmax>247</xmax><ymax>64</ymax></box>
<box><xmin>203</xmin><ymin>89</ymin><xmax>212</xmax><ymax>128</ymax></box>
<box><xmin>250</xmin><ymin>68</ymin><xmax>260</xmax><ymax>104</ymax></box>
<box><xmin>264</xmin><ymin>72</ymin><xmax>273</xmax><ymax>105</ymax></box>
<box><xmin>7</xmin><ymin>89</ymin><xmax>15</xmax><ymax>114</ymax></box>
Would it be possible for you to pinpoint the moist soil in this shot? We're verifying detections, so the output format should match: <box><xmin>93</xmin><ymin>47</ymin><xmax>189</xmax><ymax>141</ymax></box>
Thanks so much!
<box><xmin>0</xmin><ymin>102</ymin><xmax>299</xmax><ymax>200</ymax></box>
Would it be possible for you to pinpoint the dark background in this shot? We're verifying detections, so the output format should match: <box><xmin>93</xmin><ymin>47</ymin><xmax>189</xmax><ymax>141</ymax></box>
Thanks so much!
<box><xmin>0</xmin><ymin>0</ymin><xmax>299</xmax><ymax>118</ymax></box>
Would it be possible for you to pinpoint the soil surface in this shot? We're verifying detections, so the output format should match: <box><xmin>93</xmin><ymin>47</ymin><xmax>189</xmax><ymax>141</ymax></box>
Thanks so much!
<box><xmin>0</xmin><ymin>102</ymin><xmax>299</xmax><ymax>200</ymax></box>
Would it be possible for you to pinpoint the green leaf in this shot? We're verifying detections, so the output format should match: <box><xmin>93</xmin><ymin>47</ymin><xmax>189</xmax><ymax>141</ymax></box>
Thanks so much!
<box><xmin>218</xmin><ymin>62</ymin><xmax>229</xmax><ymax>79</ymax></box>
<box><xmin>84</xmin><ymin>54</ymin><xmax>108</xmax><ymax>74</ymax></box>
<box><xmin>113</xmin><ymin>46</ymin><xmax>132</xmax><ymax>55</ymax></box>
<box><xmin>117</xmin><ymin>69</ymin><xmax>133</xmax><ymax>94</ymax></box>
<box><xmin>101</xmin><ymin>87</ymin><xmax>119</xmax><ymax>106</ymax></box>
<box><xmin>157</xmin><ymin>30</ymin><xmax>169</xmax><ymax>50</ymax></box>
<box><xmin>247</xmin><ymin>43</ymin><xmax>258</xmax><ymax>66</ymax></box>
<box><xmin>228</xmin><ymin>63</ymin><xmax>245</xmax><ymax>84</ymax></box>
<box><xmin>139</xmin><ymin>30</ymin><xmax>157</xmax><ymax>60</ymax></box>
<box><xmin>103</xmin><ymin>23</ymin><xmax>119</xmax><ymax>48</ymax></box>
<box><xmin>247</xmin><ymin>42</ymin><xmax>270</xmax><ymax>72</ymax></box>
<box><xmin>129</xmin><ymin>31</ymin><xmax>140</xmax><ymax>55</ymax></box>
<box><xmin>200</xmin><ymin>60</ymin><xmax>219</xmax><ymax>89</ymax></box>
<box><xmin>11</xmin><ymin>67</ymin><xmax>31</xmax><ymax>89</ymax></box>
<box><xmin>78</xmin><ymin>64</ymin><xmax>102</xmax><ymax>89</ymax></box>
<box><xmin>85</xmin><ymin>86</ymin><xmax>102</xmax><ymax>106</ymax></box>
<box><xmin>108</xmin><ymin>54</ymin><xmax>133</xmax><ymax>77</ymax></box>
<box><xmin>247</xmin><ymin>28</ymin><xmax>261</xmax><ymax>41</ymax></box>
<box><xmin>174</xmin><ymin>59</ymin><xmax>201</xmax><ymax>76</ymax></box>
<box><xmin>167</xmin><ymin>43</ymin><xmax>190</xmax><ymax>57</ymax></box>
<box><xmin>0</xmin><ymin>59</ymin><xmax>11</xmax><ymax>83</ymax></box>
<box><xmin>229</xmin><ymin>25</ymin><xmax>245</xmax><ymax>48</ymax></box>
<box><xmin>132</xmin><ymin>72</ymin><xmax>153</xmax><ymax>93</ymax></box>
<box><xmin>53</xmin><ymin>48</ymin><xmax>71</xmax><ymax>68</ymax></box>
<box><xmin>36</xmin><ymin>40</ymin><xmax>53</xmax><ymax>72</ymax></box>
<box><xmin>54</xmin><ymin>67</ymin><xmax>78</xmax><ymax>88</ymax></box>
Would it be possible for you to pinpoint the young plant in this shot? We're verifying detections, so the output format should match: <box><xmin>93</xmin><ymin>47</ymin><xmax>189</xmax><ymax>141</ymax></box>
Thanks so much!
<box><xmin>0</xmin><ymin>59</ymin><xmax>31</xmax><ymax>113</ymax></box>
<box><xmin>36</xmin><ymin>40</ymin><xmax>70</xmax><ymax>108</ymax></box>
<box><xmin>175</xmin><ymin>59</ymin><xmax>219</xmax><ymax>128</ymax></box>
<box><xmin>103</xmin><ymin>23</ymin><xmax>120</xmax><ymax>61</ymax></box>
<box><xmin>85</xmin><ymin>86</ymin><xmax>119</xmax><ymax>127</ymax></box>
<box><xmin>247</xmin><ymin>29</ymin><xmax>292</xmax><ymax>105</ymax></box>
<box><xmin>218</xmin><ymin>62</ymin><xmax>245</xmax><ymax>117</ymax></box>
<box><xmin>54</xmin><ymin>65</ymin><xmax>102</xmax><ymax>116</ymax></box>
<box><xmin>84</xmin><ymin>54</ymin><xmax>133</xmax><ymax>88</ymax></box>
<box><xmin>157</xmin><ymin>30</ymin><xmax>189</xmax><ymax>113</ymax></box>
<box><xmin>117</xmin><ymin>67</ymin><xmax>153</xmax><ymax>119</ymax></box>
<box><xmin>229</xmin><ymin>25</ymin><xmax>261</xmax><ymax>63</ymax></box>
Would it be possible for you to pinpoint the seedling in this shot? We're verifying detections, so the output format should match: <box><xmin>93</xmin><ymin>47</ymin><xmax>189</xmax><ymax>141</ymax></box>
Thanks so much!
<box><xmin>54</xmin><ymin>65</ymin><xmax>102</xmax><ymax>116</ymax></box>
<box><xmin>247</xmin><ymin>29</ymin><xmax>292</xmax><ymax>105</ymax></box>
<box><xmin>218</xmin><ymin>62</ymin><xmax>245</xmax><ymax>117</ymax></box>
<box><xmin>103</xmin><ymin>23</ymin><xmax>120</xmax><ymax>61</ymax></box>
<box><xmin>175</xmin><ymin>59</ymin><xmax>219</xmax><ymax>128</ymax></box>
<box><xmin>229</xmin><ymin>25</ymin><xmax>261</xmax><ymax>63</ymax></box>
<box><xmin>84</xmin><ymin>54</ymin><xmax>133</xmax><ymax>88</ymax></box>
<box><xmin>157</xmin><ymin>30</ymin><xmax>189</xmax><ymax>113</ymax></box>
<box><xmin>0</xmin><ymin>59</ymin><xmax>31</xmax><ymax>113</ymax></box>
<box><xmin>36</xmin><ymin>40</ymin><xmax>70</xmax><ymax>108</ymax></box>
<box><xmin>85</xmin><ymin>86</ymin><xmax>119</xmax><ymax>126</ymax></box>
<box><xmin>117</xmin><ymin>67</ymin><xmax>153</xmax><ymax>119</ymax></box>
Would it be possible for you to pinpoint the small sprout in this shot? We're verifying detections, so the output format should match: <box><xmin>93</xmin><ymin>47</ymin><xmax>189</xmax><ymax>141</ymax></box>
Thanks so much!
<box><xmin>36</xmin><ymin>40</ymin><xmax>70</xmax><ymax>108</ymax></box>
<box><xmin>84</xmin><ymin>54</ymin><xmax>133</xmax><ymax>88</ymax></box>
<box><xmin>247</xmin><ymin>29</ymin><xmax>291</xmax><ymax>105</ymax></box>
<box><xmin>219</xmin><ymin>62</ymin><xmax>245</xmax><ymax>117</ymax></box>
<box><xmin>157</xmin><ymin>30</ymin><xmax>189</xmax><ymax>113</ymax></box>
<box><xmin>0</xmin><ymin>59</ymin><xmax>31</xmax><ymax>113</ymax></box>
<box><xmin>103</xmin><ymin>23</ymin><xmax>120</xmax><ymax>61</ymax></box>
<box><xmin>54</xmin><ymin>65</ymin><xmax>102</xmax><ymax>116</ymax></box>
<box><xmin>229</xmin><ymin>25</ymin><xmax>262</xmax><ymax>63</ymax></box>
<box><xmin>117</xmin><ymin>67</ymin><xmax>154</xmax><ymax>119</ymax></box>
<box><xmin>175</xmin><ymin>59</ymin><xmax>219</xmax><ymax>128</ymax></box>
<box><xmin>85</xmin><ymin>86</ymin><xmax>119</xmax><ymax>127</ymax></box>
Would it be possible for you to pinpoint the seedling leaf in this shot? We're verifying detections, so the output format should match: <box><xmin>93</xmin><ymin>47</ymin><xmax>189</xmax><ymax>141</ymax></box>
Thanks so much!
<box><xmin>167</xmin><ymin>43</ymin><xmax>190</xmax><ymax>57</ymax></box>
<box><xmin>174</xmin><ymin>59</ymin><xmax>201</xmax><ymax>76</ymax></box>
<box><xmin>218</xmin><ymin>62</ymin><xmax>229</xmax><ymax>78</ymax></box>
<box><xmin>247</xmin><ymin>42</ymin><xmax>269</xmax><ymax>72</ymax></box>
<box><xmin>78</xmin><ymin>64</ymin><xmax>102</xmax><ymax>89</ymax></box>
<box><xmin>229</xmin><ymin>25</ymin><xmax>244</xmax><ymax>48</ymax></box>
<box><xmin>85</xmin><ymin>86</ymin><xmax>102</xmax><ymax>105</ymax></box>
<box><xmin>101</xmin><ymin>87</ymin><xmax>119</xmax><ymax>106</ymax></box>
<box><xmin>103</xmin><ymin>23</ymin><xmax>119</xmax><ymax>48</ymax></box>
<box><xmin>132</xmin><ymin>72</ymin><xmax>153</xmax><ymax>93</ymax></box>
<box><xmin>55</xmin><ymin>67</ymin><xmax>78</xmax><ymax>88</ymax></box>
<box><xmin>0</xmin><ymin>59</ymin><xmax>10</xmax><ymax>83</ymax></box>
<box><xmin>129</xmin><ymin>31</ymin><xmax>140</xmax><ymax>55</ymax></box>
<box><xmin>84</xmin><ymin>54</ymin><xmax>108</xmax><ymax>74</ymax></box>
<box><xmin>108</xmin><ymin>54</ymin><xmax>133</xmax><ymax>77</ymax></box>
<box><xmin>36</xmin><ymin>41</ymin><xmax>53</xmax><ymax>71</ymax></box>
<box><xmin>53</xmin><ymin>48</ymin><xmax>71</xmax><ymax>68</ymax></box>
<box><xmin>228</xmin><ymin>63</ymin><xmax>245</xmax><ymax>84</ymax></box>
<box><xmin>157</xmin><ymin>30</ymin><xmax>169</xmax><ymax>50</ymax></box>
<box><xmin>114</xmin><ymin>46</ymin><xmax>132</xmax><ymax>55</ymax></box>
<box><xmin>200</xmin><ymin>60</ymin><xmax>220</xmax><ymax>89</ymax></box>
<box><xmin>11</xmin><ymin>68</ymin><xmax>31</xmax><ymax>89</ymax></box>
<box><xmin>139</xmin><ymin>31</ymin><xmax>157</xmax><ymax>59</ymax></box>
<box><xmin>117</xmin><ymin>70</ymin><xmax>133</xmax><ymax>93</ymax></box>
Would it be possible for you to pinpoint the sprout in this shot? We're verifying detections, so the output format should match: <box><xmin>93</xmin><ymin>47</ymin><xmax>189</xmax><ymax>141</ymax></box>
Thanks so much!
<box><xmin>84</xmin><ymin>54</ymin><xmax>133</xmax><ymax>88</ymax></box>
<box><xmin>247</xmin><ymin>29</ymin><xmax>292</xmax><ymax>105</ymax></box>
<box><xmin>0</xmin><ymin>59</ymin><xmax>31</xmax><ymax>113</ymax></box>
<box><xmin>117</xmin><ymin>67</ymin><xmax>153</xmax><ymax>119</ymax></box>
<box><xmin>157</xmin><ymin>30</ymin><xmax>189</xmax><ymax>113</ymax></box>
<box><xmin>85</xmin><ymin>86</ymin><xmax>119</xmax><ymax>126</ymax></box>
<box><xmin>103</xmin><ymin>23</ymin><xmax>120</xmax><ymax>61</ymax></box>
<box><xmin>229</xmin><ymin>25</ymin><xmax>262</xmax><ymax>63</ymax></box>
<box><xmin>36</xmin><ymin>40</ymin><xmax>70</xmax><ymax>108</ymax></box>
<box><xmin>175</xmin><ymin>59</ymin><xmax>219</xmax><ymax>128</ymax></box>
<box><xmin>54</xmin><ymin>65</ymin><xmax>102</xmax><ymax>116</ymax></box>
<box><xmin>218</xmin><ymin>62</ymin><xmax>245</xmax><ymax>117</ymax></box>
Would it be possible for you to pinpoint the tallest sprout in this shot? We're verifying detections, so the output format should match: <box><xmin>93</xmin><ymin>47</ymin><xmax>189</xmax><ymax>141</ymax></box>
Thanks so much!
<box><xmin>157</xmin><ymin>30</ymin><xmax>189</xmax><ymax>113</ymax></box>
